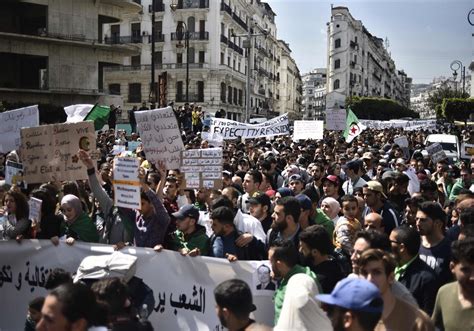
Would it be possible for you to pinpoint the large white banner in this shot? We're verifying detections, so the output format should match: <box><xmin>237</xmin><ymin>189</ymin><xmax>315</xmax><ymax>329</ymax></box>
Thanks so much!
<box><xmin>210</xmin><ymin>114</ymin><xmax>289</xmax><ymax>140</ymax></box>
<box><xmin>0</xmin><ymin>105</ymin><xmax>40</xmax><ymax>153</ymax></box>
<box><xmin>0</xmin><ymin>240</ymin><xmax>274</xmax><ymax>331</ymax></box>
<box><xmin>360</xmin><ymin>119</ymin><xmax>437</xmax><ymax>131</ymax></box>
<box><xmin>293</xmin><ymin>120</ymin><xmax>324</xmax><ymax>140</ymax></box>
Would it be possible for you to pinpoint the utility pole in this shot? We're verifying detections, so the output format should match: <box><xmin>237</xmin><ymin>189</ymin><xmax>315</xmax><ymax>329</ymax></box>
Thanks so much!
<box><xmin>150</xmin><ymin>0</ymin><xmax>156</xmax><ymax>108</ymax></box>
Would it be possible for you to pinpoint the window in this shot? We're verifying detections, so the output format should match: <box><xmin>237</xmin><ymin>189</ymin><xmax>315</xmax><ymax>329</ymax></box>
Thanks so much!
<box><xmin>355</xmin><ymin>36</ymin><xmax>358</xmax><ymax>43</ymax></box>
<box><xmin>238</xmin><ymin>89</ymin><xmax>243</xmax><ymax>106</ymax></box>
<box><xmin>354</xmin><ymin>54</ymin><xmax>357</xmax><ymax>63</ymax></box>
<box><xmin>221</xmin><ymin>52</ymin><xmax>224</xmax><ymax>64</ymax></box>
<box><xmin>233</xmin><ymin>87</ymin><xmax>237</xmax><ymax>104</ymax></box>
<box><xmin>131</xmin><ymin>23</ymin><xmax>141</xmax><ymax>43</ymax></box>
<box><xmin>128</xmin><ymin>83</ymin><xmax>141</xmax><ymax>102</ymax></box>
<box><xmin>199</xmin><ymin>51</ymin><xmax>205</xmax><ymax>63</ymax></box>
<box><xmin>109</xmin><ymin>84</ymin><xmax>120</xmax><ymax>95</ymax></box>
<box><xmin>187</xmin><ymin>17</ymin><xmax>195</xmax><ymax>33</ymax></box>
<box><xmin>228</xmin><ymin>86</ymin><xmax>232</xmax><ymax>104</ymax></box>
<box><xmin>221</xmin><ymin>83</ymin><xmax>226</xmax><ymax>103</ymax></box>
<box><xmin>335</xmin><ymin>38</ymin><xmax>341</xmax><ymax>48</ymax></box>
<box><xmin>197</xmin><ymin>81</ymin><xmax>204</xmax><ymax>102</ymax></box>
<box><xmin>176</xmin><ymin>81</ymin><xmax>183</xmax><ymax>98</ymax></box>
<box><xmin>177</xmin><ymin>53</ymin><xmax>183</xmax><ymax>64</ymax></box>
<box><xmin>131</xmin><ymin>55</ymin><xmax>141</xmax><ymax>66</ymax></box>
<box><xmin>153</xmin><ymin>51</ymin><xmax>162</xmax><ymax>64</ymax></box>
<box><xmin>333</xmin><ymin>79</ymin><xmax>340</xmax><ymax>90</ymax></box>
<box><xmin>334</xmin><ymin>59</ymin><xmax>340</xmax><ymax>69</ymax></box>
<box><xmin>188</xmin><ymin>47</ymin><xmax>195</xmax><ymax>63</ymax></box>
<box><xmin>221</xmin><ymin>23</ymin><xmax>225</xmax><ymax>35</ymax></box>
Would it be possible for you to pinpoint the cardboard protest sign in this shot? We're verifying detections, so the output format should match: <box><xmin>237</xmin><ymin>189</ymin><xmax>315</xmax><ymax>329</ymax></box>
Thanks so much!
<box><xmin>426</xmin><ymin>143</ymin><xmax>448</xmax><ymax>163</ymax></box>
<box><xmin>28</xmin><ymin>197</ymin><xmax>42</xmax><ymax>223</ymax></box>
<box><xmin>20</xmin><ymin>121</ymin><xmax>96</xmax><ymax>184</ymax></box>
<box><xmin>394</xmin><ymin>136</ymin><xmax>410</xmax><ymax>159</ymax></box>
<box><xmin>135</xmin><ymin>107</ymin><xmax>184</xmax><ymax>169</ymax></box>
<box><xmin>181</xmin><ymin>148</ymin><xmax>223</xmax><ymax>189</ymax></box>
<box><xmin>5</xmin><ymin>161</ymin><xmax>24</xmax><ymax>186</ymax></box>
<box><xmin>113</xmin><ymin>157</ymin><xmax>141</xmax><ymax>209</ymax></box>
<box><xmin>293</xmin><ymin>120</ymin><xmax>324</xmax><ymax>140</ymax></box>
<box><xmin>210</xmin><ymin>114</ymin><xmax>289</xmax><ymax>140</ymax></box>
<box><xmin>325</xmin><ymin>109</ymin><xmax>346</xmax><ymax>131</ymax></box>
<box><xmin>0</xmin><ymin>105</ymin><xmax>39</xmax><ymax>153</ymax></box>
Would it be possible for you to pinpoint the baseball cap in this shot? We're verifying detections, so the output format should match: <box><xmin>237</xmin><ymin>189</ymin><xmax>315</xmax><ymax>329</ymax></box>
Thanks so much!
<box><xmin>277</xmin><ymin>187</ymin><xmax>294</xmax><ymax>198</ymax></box>
<box><xmin>322</xmin><ymin>175</ymin><xmax>340</xmax><ymax>186</ymax></box>
<box><xmin>362</xmin><ymin>152</ymin><xmax>374</xmax><ymax>160</ymax></box>
<box><xmin>295</xmin><ymin>194</ymin><xmax>312</xmax><ymax>210</ymax></box>
<box><xmin>381</xmin><ymin>170</ymin><xmax>397</xmax><ymax>180</ymax></box>
<box><xmin>342</xmin><ymin>159</ymin><xmax>362</xmax><ymax>171</ymax></box>
<box><xmin>289</xmin><ymin>173</ymin><xmax>304</xmax><ymax>183</ymax></box>
<box><xmin>365</xmin><ymin>181</ymin><xmax>387</xmax><ymax>199</ymax></box>
<box><xmin>172</xmin><ymin>205</ymin><xmax>200</xmax><ymax>221</ymax></box>
<box><xmin>247</xmin><ymin>192</ymin><xmax>271</xmax><ymax>209</ymax></box>
<box><xmin>316</xmin><ymin>278</ymin><xmax>383</xmax><ymax>313</ymax></box>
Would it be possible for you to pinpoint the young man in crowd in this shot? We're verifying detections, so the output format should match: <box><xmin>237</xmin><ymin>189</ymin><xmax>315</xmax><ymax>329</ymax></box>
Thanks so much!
<box><xmin>363</xmin><ymin>181</ymin><xmax>400</xmax><ymax>235</ymax></box>
<box><xmin>267</xmin><ymin>196</ymin><xmax>302</xmax><ymax>248</ymax></box>
<box><xmin>342</xmin><ymin>159</ymin><xmax>367</xmax><ymax>195</ymax></box>
<box><xmin>247</xmin><ymin>192</ymin><xmax>273</xmax><ymax>234</ymax></box>
<box><xmin>239</xmin><ymin>170</ymin><xmax>262</xmax><ymax>214</ymax></box>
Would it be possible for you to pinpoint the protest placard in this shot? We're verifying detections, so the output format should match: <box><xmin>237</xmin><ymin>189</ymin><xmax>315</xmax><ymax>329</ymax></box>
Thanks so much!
<box><xmin>127</xmin><ymin>141</ymin><xmax>141</xmax><ymax>152</ymax></box>
<box><xmin>5</xmin><ymin>161</ymin><xmax>24</xmax><ymax>186</ymax></box>
<box><xmin>394</xmin><ymin>136</ymin><xmax>410</xmax><ymax>159</ymax></box>
<box><xmin>210</xmin><ymin>114</ymin><xmax>289</xmax><ymax>140</ymax></box>
<box><xmin>201</xmin><ymin>131</ymin><xmax>224</xmax><ymax>147</ymax></box>
<box><xmin>461</xmin><ymin>142</ymin><xmax>474</xmax><ymax>160</ymax></box>
<box><xmin>135</xmin><ymin>107</ymin><xmax>184</xmax><ymax>169</ymax></box>
<box><xmin>28</xmin><ymin>197</ymin><xmax>42</xmax><ymax>223</ymax></box>
<box><xmin>293</xmin><ymin>120</ymin><xmax>324</xmax><ymax>141</ymax></box>
<box><xmin>181</xmin><ymin>148</ymin><xmax>223</xmax><ymax>189</ymax></box>
<box><xmin>325</xmin><ymin>109</ymin><xmax>346</xmax><ymax>131</ymax></box>
<box><xmin>113</xmin><ymin>157</ymin><xmax>141</xmax><ymax>209</ymax></box>
<box><xmin>0</xmin><ymin>105</ymin><xmax>39</xmax><ymax>153</ymax></box>
<box><xmin>426</xmin><ymin>143</ymin><xmax>448</xmax><ymax>163</ymax></box>
<box><xmin>19</xmin><ymin>121</ymin><xmax>96</xmax><ymax>184</ymax></box>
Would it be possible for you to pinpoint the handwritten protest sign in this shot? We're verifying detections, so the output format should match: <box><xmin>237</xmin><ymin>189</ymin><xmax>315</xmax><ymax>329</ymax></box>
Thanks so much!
<box><xmin>426</xmin><ymin>143</ymin><xmax>448</xmax><ymax>163</ymax></box>
<box><xmin>28</xmin><ymin>197</ymin><xmax>42</xmax><ymax>223</ymax></box>
<box><xmin>19</xmin><ymin>121</ymin><xmax>96</xmax><ymax>184</ymax></box>
<box><xmin>113</xmin><ymin>157</ymin><xmax>141</xmax><ymax>209</ymax></box>
<box><xmin>135</xmin><ymin>107</ymin><xmax>184</xmax><ymax>169</ymax></box>
<box><xmin>394</xmin><ymin>136</ymin><xmax>410</xmax><ymax>159</ymax></box>
<box><xmin>325</xmin><ymin>109</ymin><xmax>346</xmax><ymax>131</ymax></box>
<box><xmin>5</xmin><ymin>161</ymin><xmax>24</xmax><ymax>186</ymax></box>
<box><xmin>0</xmin><ymin>105</ymin><xmax>39</xmax><ymax>153</ymax></box>
<box><xmin>293</xmin><ymin>120</ymin><xmax>324</xmax><ymax>140</ymax></box>
<box><xmin>181</xmin><ymin>148</ymin><xmax>223</xmax><ymax>189</ymax></box>
<box><xmin>210</xmin><ymin>114</ymin><xmax>289</xmax><ymax>140</ymax></box>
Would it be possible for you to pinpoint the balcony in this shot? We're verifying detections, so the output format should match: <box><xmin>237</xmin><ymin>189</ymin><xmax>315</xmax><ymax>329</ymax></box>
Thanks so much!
<box><xmin>228</xmin><ymin>40</ymin><xmax>243</xmax><ymax>55</ymax></box>
<box><xmin>220</xmin><ymin>34</ymin><xmax>228</xmax><ymax>44</ymax></box>
<box><xmin>148</xmin><ymin>3</ymin><xmax>165</xmax><ymax>12</ymax></box>
<box><xmin>256</xmin><ymin>45</ymin><xmax>269</xmax><ymax>57</ymax></box>
<box><xmin>174</xmin><ymin>0</ymin><xmax>209</xmax><ymax>9</ymax></box>
<box><xmin>101</xmin><ymin>0</ymin><xmax>143</xmax><ymax>13</ymax></box>
<box><xmin>104</xmin><ymin>63</ymin><xmax>209</xmax><ymax>72</ymax></box>
<box><xmin>104</xmin><ymin>35</ymin><xmax>143</xmax><ymax>44</ymax></box>
<box><xmin>350</xmin><ymin>40</ymin><xmax>359</xmax><ymax>50</ymax></box>
<box><xmin>232</xmin><ymin>13</ymin><xmax>248</xmax><ymax>31</ymax></box>
<box><xmin>350</xmin><ymin>61</ymin><xmax>356</xmax><ymax>68</ymax></box>
<box><xmin>176</xmin><ymin>93</ymin><xmax>204</xmax><ymax>102</ymax></box>
<box><xmin>220</xmin><ymin>2</ymin><xmax>232</xmax><ymax>16</ymax></box>
<box><xmin>148</xmin><ymin>33</ymin><xmax>165</xmax><ymax>43</ymax></box>
<box><xmin>171</xmin><ymin>31</ymin><xmax>209</xmax><ymax>41</ymax></box>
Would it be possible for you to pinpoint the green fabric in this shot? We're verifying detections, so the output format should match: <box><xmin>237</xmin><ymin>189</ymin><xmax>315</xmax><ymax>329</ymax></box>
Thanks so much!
<box><xmin>343</xmin><ymin>109</ymin><xmax>365</xmax><ymax>143</ymax></box>
<box><xmin>314</xmin><ymin>209</ymin><xmax>335</xmax><ymax>237</ymax></box>
<box><xmin>394</xmin><ymin>254</ymin><xmax>418</xmax><ymax>281</ymax></box>
<box><xmin>61</xmin><ymin>212</ymin><xmax>99</xmax><ymax>243</ymax></box>
<box><xmin>84</xmin><ymin>104</ymin><xmax>110</xmax><ymax>130</ymax></box>
<box><xmin>273</xmin><ymin>264</ymin><xmax>320</xmax><ymax>325</ymax></box>
<box><xmin>449</xmin><ymin>179</ymin><xmax>466</xmax><ymax>201</ymax></box>
<box><xmin>170</xmin><ymin>226</ymin><xmax>209</xmax><ymax>256</ymax></box>
<box><xmin>432</xmin><ymin>282</ymin><xmax>474</xmax><ymax>331</ymax></box>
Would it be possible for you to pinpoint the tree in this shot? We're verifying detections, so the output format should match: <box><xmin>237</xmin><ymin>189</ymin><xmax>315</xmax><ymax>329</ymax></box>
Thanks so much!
<box><xmin>441</xmin><ymin>98</ymin><xmax>474</xmax><ymax>124</ymax></box>
<box><xmin>345</xmin><ymin>96</ymin><xmax>419</xmax><ymax>120</ymax></box>
<box><xmin>426</xmin><ymin>86</ymin><xmax>469</xmax><ymax>117</ymax></box>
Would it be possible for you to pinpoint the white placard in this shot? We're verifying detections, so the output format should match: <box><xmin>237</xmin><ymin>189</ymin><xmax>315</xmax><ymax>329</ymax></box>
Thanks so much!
<box><xmin>28</xmin><ymin>197</ymin><xmax>42</xmax><ymax>223</ymax></box>
<box><xmin>201</xmin><ymin>132</ymin><xmax>224</xmax><ymax>147</ymax></box>
<box><xmin>135</xmin><ymin>107</ymin><xmax>184</xmax><ymax>169</ymax></box>
<box><xmin>426</xmin><ymin>143</ymin><xmax>448</xmax><ymax>163</ymax></box>
<box><xmin>181</xmin><ymin>148</ymin><xmax>223</xmax><ymax>189</ymax></box>
<box><xmin>394</xmin><ymin>136</ymin><xmax>409</xmax><ymax>148</ymax></box>
<box><xmin>0</xmin><ymin>105</ymin><xmax>39</xmax><ymax>153</ymax></box>
<box><xmin>293</xmin><ymin>120</ymin><xmax>324</xmax><ymax>141</ymax></box>
<box><xmin>325</xmin><ymin>109</ymin><xmax>346</xmax><ymax>131</ymax></box>
<box><xmin>113</xmin><ymin>157</ymin><xmax>141</xmax><ymax>209</ymax></box>
<box><xmin>210</xmin><ymin>114</ymin><xmax>289</xmax><ymax>140</ymax></box>
<box><xmin>5</xmin><ymin>161</ymin><xmax>23</xmax><ymax>186</ymax></box>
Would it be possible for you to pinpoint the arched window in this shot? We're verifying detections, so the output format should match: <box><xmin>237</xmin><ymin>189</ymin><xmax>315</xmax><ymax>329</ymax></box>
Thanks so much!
<box><xmin>334</xmin><ymin>79</ymin><xmax>340</xmax><ymax>90</ymax></box>
<box><xmin>187</xmin><ymin>17</ymin><xmax>195</xmax><ymax>33</ymax></box>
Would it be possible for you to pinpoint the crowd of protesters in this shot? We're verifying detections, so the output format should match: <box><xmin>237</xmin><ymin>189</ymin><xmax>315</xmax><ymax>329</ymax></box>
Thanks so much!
<box><xmin>0</xmin><ymin>104</ymin><xmax>473</xmax><ymax>331</ymax></box>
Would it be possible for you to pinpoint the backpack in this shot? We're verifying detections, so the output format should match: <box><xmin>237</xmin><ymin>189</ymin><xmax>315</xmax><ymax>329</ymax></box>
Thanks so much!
<box><xmin>332</xmin><ymin>247</ymin><xmax>352</xmax><ymax>277</ymax></box>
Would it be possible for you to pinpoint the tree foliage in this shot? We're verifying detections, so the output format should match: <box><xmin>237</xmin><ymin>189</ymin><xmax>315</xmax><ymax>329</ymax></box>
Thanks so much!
<box><xmin>426</xmin><ymin>86</ymin><xmax>469</xmax><ymax>116</ymax></box>
<box><xmin>441</xmin><ymin>98</ymin><xmax>474</xmax><ymax>123</ymax></box>
<box><xmin>345</xmin><ymin>97</ymin><xmax>419</xmax><ymax>120</ymax></box>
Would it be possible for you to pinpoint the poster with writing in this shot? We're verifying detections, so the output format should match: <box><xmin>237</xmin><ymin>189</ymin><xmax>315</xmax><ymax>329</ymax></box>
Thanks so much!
<box><xmin>201</xmin><ymin>132</ymin><xmax>223</xmax><ymax>147</ymax></box>
<box><xmin>325</xmin><ymin>109</ymin><xmax>346</xmax><ymax>131</ymax></box>
<box><xmin>127</xmin><ymin>141</ymin><xmax>141</xmax><ymax>152</ymax></box>
<box><xmin>426</xmin><ymin>143</ymin><xmax>448</xmax><ymax>163</ymax></box>
<box><xmin>0</xmin><ymin>105</ymin><xmax>39</xmax><ymax>153</ymax></box>
<box><xmin>394</xmin><ymin>136</ymin><xmax>410</xmax><ymax>159</ymax></box>
<box><xmin>135</xmin><ymin>107</ymin><xmax>184</xmax><ymax>169</ymax></box>
<box><xmin>19</xmin><ymin>121</ymin><xmax>96</xmax><ymax>184</ymax></box>
<box><xmin>210</xmin><ymin>114</ymin><xmax>289</xmax><ymax>140</ymax></box>
<box><xmin>181</xmin><ymin>148</ymin><xmax>223</xmax><ymax>189</ymax></box>
<box><xmin>113</xmin><ymin>157</ymin><xmax>141</xmax><ymax>209</ymax></box>
<box><xmin>28</xmin><ymin>197</ymin><xmax>42</xmax><ymax>223</ymax></box>
<box><xmin>293</xmin><ymin>120</ymin><xmax>324</xmax><ymax>141</ymax></box>
<box><xmin>5</xmin><ymin>161</ymin><xmax>24</xmax><ymax>186</ymax></box>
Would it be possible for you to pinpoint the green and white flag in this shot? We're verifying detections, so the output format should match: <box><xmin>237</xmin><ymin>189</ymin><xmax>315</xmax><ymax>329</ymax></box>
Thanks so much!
<box><xmin>343</xmin><ymin>109</ymin><xmax>366</xmax><ymax>143</ymax></box>
<box><xmin>64</xmin><ymin>104</ymin><xmax>110</xmax><ymax>130</ymax></box>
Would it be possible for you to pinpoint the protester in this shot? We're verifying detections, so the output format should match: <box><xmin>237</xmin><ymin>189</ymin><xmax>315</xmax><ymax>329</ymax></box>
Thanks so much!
<box><xmin>24</xmin><ymin>297</ymin><xmax>44</xmax><ymax>331</ymax></box>
<box><xmin>0</xmin><ymin>190</ymin><xmax>31</xmax><ymax>240</ymax></box>
<box><xmin>334</xmin><ymin>194</ymin><xmax>362</xmax><ymax>254</ymax></box>
<box><xmin>363</xmin><ymin>181</ymin><xmax>400</xmax><ymax>235</ymax></box>
<box><xmin>267</xmin><ymin>196</ymin><xmax>302</xmax><ymax>248</ymax></box>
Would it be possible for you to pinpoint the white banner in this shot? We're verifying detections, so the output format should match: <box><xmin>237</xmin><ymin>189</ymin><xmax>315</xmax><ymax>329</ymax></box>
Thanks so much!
<box><xmin>360</xmin><ymin>119</ymin><xmax>437</xmax><ymax>131</ymax></box>
<box><xmin>5</xmin><ymin>160</ymin><xmax>23</xmax><ymax>186</ymax></box>
<box><xmin>325</xmin><ymin>109</ymin><xmax>346</xmax><ymax>131</ymax></box>
<box><xmin>293</xmin><ymin>120</ymin><xmax>324</xmax><ymax>140</ymax></box>
<box><xmin>0</xmin><ymin>240</ymin><xmax>274</xmax><ymax>331</ymax></box>
<box><xmin>210</xmin><ymin>114</ymin><xmax>289</xmax><ymax>140</ymax></box>
<box><xmin>113</xmin><ymin>157</ymin><xmax>141</xmax><ymax>209</ymax></box>
<box><xmin>181</xmin><ymin>148</ymin><xmax>223</xmax><ymax>189</ymax></box>
<box><xmin>0</xmin><ymin>105</ymin><xmax>40</xmax><ymax>153</ymax></box>
<box><xmin>135</xmin><ymin>107</ymin><xmax>184</xmax><ymax>169</ymax></box>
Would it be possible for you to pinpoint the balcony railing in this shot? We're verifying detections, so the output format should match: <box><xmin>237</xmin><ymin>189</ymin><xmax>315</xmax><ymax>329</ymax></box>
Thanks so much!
<box><xmin>220</xmin><ymin>34</ymin><xmax>228</xmax><ymax>44</ymax></box>
<box><xmin>256</xmin><ymin>44</ymin><xmax>269</xmax><ymax>57</ymax></box>
<box><xmin>148</xmin><ymin>3</ymin><xmax>165</xmax><ymax>12</ymax></box>
<box><xmin>228</xmin><ymin>40</ymin><xmax>243</xmax><ymax>55</ymax></box>
<box><xmin>175</xmin><ymin>0</ymin><xmax>209</xmax><ymax>9</ymax></box>
<box><xmin>104</xmin><ymin>35</ymin><xmax>143</xmax><ymax>44</ymax></box>
<box><xmin>171</xmin><ymin>31</ymin><xmax>209</xmax><ymax>41</ymax></box>
<box><xmin>176</xmin><ymin>93</ymin><xmax>204</xmax><ymax>102</ymax></box>
<box><xmin>220</xmin><ymin>2</ymin><xmax>232</xmax><ymax>16</ymax></box>
<box><xmin>148</xmin><ymin>33</ymin><xmax>165</xmax><ymax>43</ymax></box>
<box><xmin>104</xmin><ymin>63</ymin><xmax>209</xmax><ymax>72</ymax></box>
<box><xmin>232</xmin><ymin>12</ymin><xmax>248</xmax><ymax>30</ymax></box>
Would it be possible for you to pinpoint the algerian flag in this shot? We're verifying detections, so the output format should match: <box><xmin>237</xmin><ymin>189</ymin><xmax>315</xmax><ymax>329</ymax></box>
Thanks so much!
<box><xmin>64</xmin><ymin>104</ymin><xmax>110</xmax><ymax>130</ymax></box>
<box><xmin>343</xmin><ymin>109</ymin><xmax>366</xmax><ymax>143</ymax></box>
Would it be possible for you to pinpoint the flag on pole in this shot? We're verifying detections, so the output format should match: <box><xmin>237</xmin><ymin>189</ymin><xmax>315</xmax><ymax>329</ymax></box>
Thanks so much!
<box><xmin>64</xmin><ymin>104</ymin><xmax>110</xmax><ymax>130</ymax></box>
<box><xmin>343</xmin><ymin>109</ymin><xmax>366</xmax><ymax>143</ymax></box>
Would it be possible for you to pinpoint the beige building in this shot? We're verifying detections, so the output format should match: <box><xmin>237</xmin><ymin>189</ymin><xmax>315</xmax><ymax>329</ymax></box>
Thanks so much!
<box><xmin>103</xmin><ymin>0</ymin><xmax>301</xmax><ymax>120</ymax></box>
<box><xmin>0</xmin><ymin>0</ymin><xmax>141</xmax><ymax>108</ymax></box>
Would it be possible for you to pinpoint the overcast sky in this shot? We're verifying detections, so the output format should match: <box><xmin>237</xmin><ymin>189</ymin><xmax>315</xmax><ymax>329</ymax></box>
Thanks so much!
<box><xmin>266</xmin><ymin>0</ymin><xmax>473</xmax><ymax>84</ymax></box>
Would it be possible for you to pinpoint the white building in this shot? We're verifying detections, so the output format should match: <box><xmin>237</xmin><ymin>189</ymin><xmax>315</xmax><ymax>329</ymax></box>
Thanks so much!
<box><xmin>326</xmin><ymin>6</ymin><xmax>411</xmax><ymax>110</ymax></box>
<box><xmin>0</xmin><ymin>0</ymin><xmax>140</xmax><ymax>108</ymax></box>
<box><xmin>302</xmin><ymin>68</ymin><xmax>326</xmax><ymax>119</ymax></box>
<box><xmin>103</xmin><ymin>0</ymin><xmax>301</xmax><ymax>120</ymax></box>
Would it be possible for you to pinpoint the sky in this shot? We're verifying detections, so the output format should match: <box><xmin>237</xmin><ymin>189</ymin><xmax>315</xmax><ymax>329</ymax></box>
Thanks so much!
<box><xmin>266</xmin><ymin>0</ymin><xmax>473</xmax><ymax>84</ymax></box>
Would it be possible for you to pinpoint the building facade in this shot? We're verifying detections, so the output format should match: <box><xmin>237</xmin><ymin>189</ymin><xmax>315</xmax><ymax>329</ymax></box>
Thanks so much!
<box><xmin>103</xmin><ymin>0</ymin><xmax>301</xmax><ymax>121</ymax></box>
<box><xmin>0</xmin><ymin>0</ymin><xmax>140</xmax><ymax>107</ymax></box>
<box><xmin>301</xmin><ymin>68</ymin><xmax>326</xmax><ymax>119</ymax></box>
<box><xmin>326</xmin><ymin>6</ymin><xmax>411</xmax><ymax>110</ymax></box>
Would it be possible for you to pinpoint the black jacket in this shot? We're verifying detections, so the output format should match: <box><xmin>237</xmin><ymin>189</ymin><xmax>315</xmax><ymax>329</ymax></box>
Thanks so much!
<box><xmin>210</xmin><ymin>231</ymin><xmax>266</xmax><ymax>261</ymax></box>
<box><xmin>398</xmin><ymin>257</ymin><xmax>438</xmax><ymax>315</ymax></box>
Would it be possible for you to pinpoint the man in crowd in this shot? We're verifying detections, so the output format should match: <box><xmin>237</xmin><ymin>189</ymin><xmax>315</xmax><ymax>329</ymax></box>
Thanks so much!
<box><xmin>342</xmin><ymin>159</ymin><xmax>367</xmax><ymax>195</ymax></box>
<box><xmin>240</xmin><ymin>170</ymin><xmax>262</xmax><ymax>214</ymax></box>
<box><xmin>288</xmin><ymin>174</ymin><xmax>305</xmax><ymax>195</ymax></box>
<box><xmin>450</xmin><ymin>168</ymin><xmax>473</xmax><ymax>201</ymax></box>
<box><xmin>363</xmin><ymin>181</ymin><xmax>400</xmax><ymax>235</ymax></box>
<box><xmin>247</xmin><ymin>192</ymin><xmax>273</xmax><ymax>234</ymax></box>
<box><xmin>267</xmin><ymin>196</ymin><xmax>302</xmax><ymax>248</ymax></box>
<box><xmin>364</xmin><ymin>213</ymin><xmax>385</xmax><ymax>233</ymax></box>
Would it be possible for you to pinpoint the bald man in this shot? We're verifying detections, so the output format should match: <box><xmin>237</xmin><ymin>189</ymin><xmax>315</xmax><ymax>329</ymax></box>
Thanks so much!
<box><xmin>364</xmin><ymin>213</ymin><xmax>384</xmax><ymax>233</ymax></box>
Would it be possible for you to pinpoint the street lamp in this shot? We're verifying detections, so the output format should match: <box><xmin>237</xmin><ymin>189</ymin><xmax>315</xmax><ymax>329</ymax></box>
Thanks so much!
<box><xmin>450</xmin><ymin>60</ymin><xmax>465</xmax><ymax>95</ymax></box>
<box><xmin>170</xmin><ymin>2</ymin><xmax>189</xmax><ymax>104</ymax></box>
<box><xmin>150</xmin><ymin>0</ymin><xmax>158</xmax><ymax>108</ymax></box>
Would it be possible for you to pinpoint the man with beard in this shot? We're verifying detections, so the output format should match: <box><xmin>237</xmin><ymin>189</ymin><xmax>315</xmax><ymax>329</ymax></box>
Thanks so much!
<box><xmin>306</xmin><ymin>163</ymin><xmax>325</xmax><ymax>198</ymax></box>
<box><xmin>299</xmin><ymin>225</ymin><xmax>344</xmax><ymax>293</ymax></box>
<box><xmin>432</xmin><ymin>238</ymin><xmax>474</xmax><ymax>331</ymax></box>
<box><xmin>316</xmin><ymin>278</ymin><xmax>384</xmax><ymax>331</ymax></box>
<box><xmin>267</xmin><ymin>196</ymin><xmax>301</xmax><ymax>248</ymax></box>
<box><xmin>362</xmin><ymin>181</ymin><xmax>400</xmax><ymax>235</ymax></box>
<box><xmin>450</xmin><ymin>168</ymin><xmax>473</xmax><ymax>201</ymax></box>
<box><xmin>269</xmin><ymin>239</ymin><xmax>320</xmax><ymax>325</ymax></box>
<box><xmin>214</xmin><ymin>279</ymin><xmax>271</xmax><ymax>331</ymax></box>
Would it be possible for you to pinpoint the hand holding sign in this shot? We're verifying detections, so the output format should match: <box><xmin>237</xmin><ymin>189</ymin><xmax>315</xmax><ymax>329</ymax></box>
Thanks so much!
<box><xmin>78</xmin><ymin>150</ymin><xmax>94</xmax><ymax>170</ymax></box>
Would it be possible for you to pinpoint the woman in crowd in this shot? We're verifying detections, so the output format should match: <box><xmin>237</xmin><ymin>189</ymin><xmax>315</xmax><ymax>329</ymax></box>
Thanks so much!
<box><xmin>0</xmin><ymin>190</ymin><xmax>31</xmax><ymax>239</ymax></box>
<box><xmin>320</xmin><ymin>197</ymin><xmax>341</xmax><ymax>225</ymax></box>
<box><xmin>31</xmin><ymin>188</ymin><xmax>62</xmax><ymax>239</ymax></box>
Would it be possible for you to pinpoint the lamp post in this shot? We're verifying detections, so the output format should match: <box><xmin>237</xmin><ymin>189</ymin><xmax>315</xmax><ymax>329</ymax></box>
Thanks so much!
<box><xmin>150</xmin><ymin>0</ymin><xmax>157</xmax><ymax>108</ymax></box>
<box><xmin>170</xmin><ymin>2</ymin><xmax>189</xmax><ymax>104</ymax></box>
<box><xmin>450</xmin><ymin>60</ymin><xmax>465</xmax><ymax>95</ymax></box>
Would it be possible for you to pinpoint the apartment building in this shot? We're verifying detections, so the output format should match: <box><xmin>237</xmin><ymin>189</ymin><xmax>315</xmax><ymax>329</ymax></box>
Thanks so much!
<box><xmin>302</xmin><ymin>68</ymin><xmax>327</xmax><ymax>119</ymax></box>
